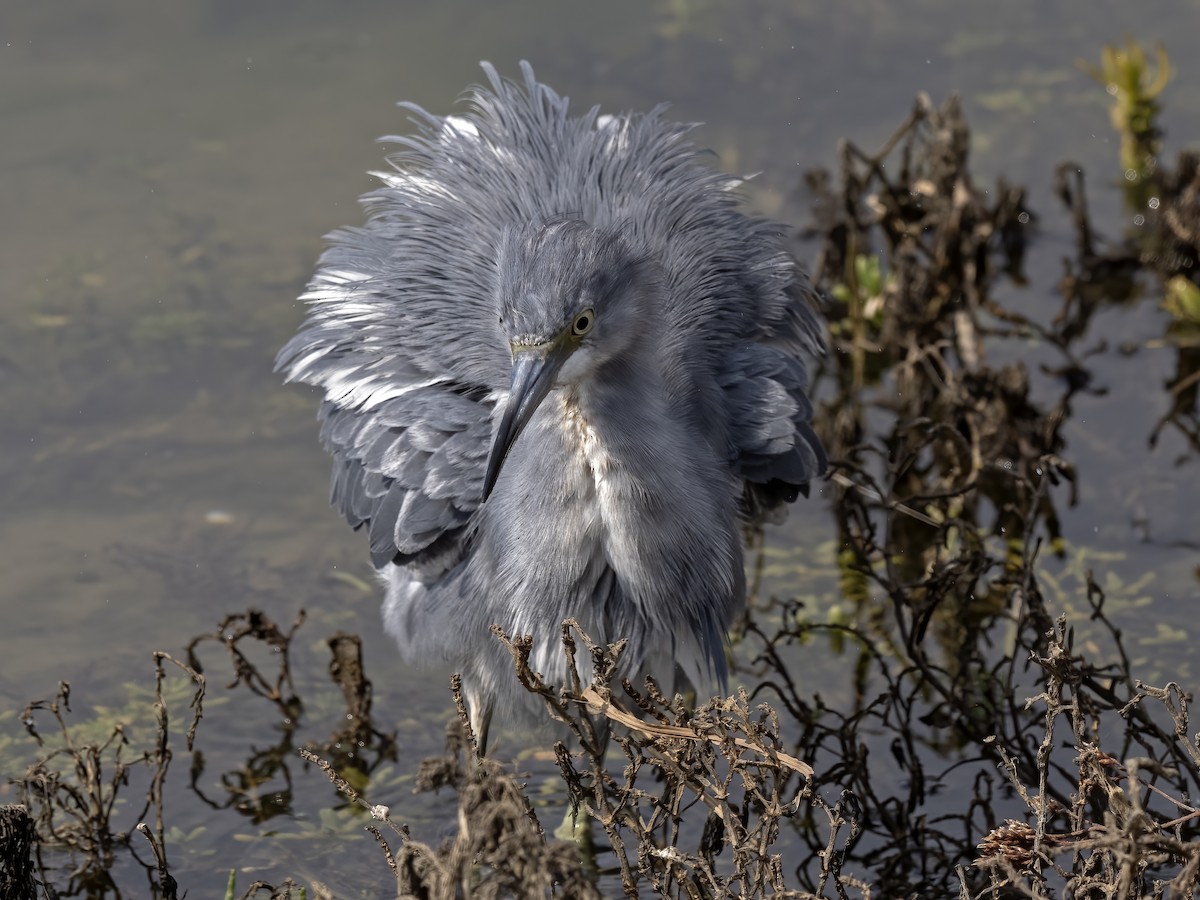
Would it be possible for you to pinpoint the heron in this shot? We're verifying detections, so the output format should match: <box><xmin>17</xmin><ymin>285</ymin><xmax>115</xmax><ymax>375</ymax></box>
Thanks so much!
<box><xmin>276</xmin><ymin>62</ymin><xmax>826</xmax><ymax>752</ymax></box>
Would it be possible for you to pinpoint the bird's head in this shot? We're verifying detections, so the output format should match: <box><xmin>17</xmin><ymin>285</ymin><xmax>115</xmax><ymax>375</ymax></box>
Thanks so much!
<box><xmin>483</xmin><ymin>219</ymin><xmax>653</xmax><ymax>500</ymax></box>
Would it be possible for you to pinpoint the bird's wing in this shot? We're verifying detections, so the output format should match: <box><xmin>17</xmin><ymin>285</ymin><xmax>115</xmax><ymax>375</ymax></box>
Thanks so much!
<box><xmin>276</xmin><ymin>253</ymin><xmax>498</xmax><ymax>576</ymax></box>
<box><xmin>275</xmin><ymin>84</ymin><xmax>527</xmax><ymax>574</ymax></box>
<box><xmin>720</xmin><ymin>341</ymin><xmax>826</xmax><ymax>518</ymax></box>
<box><xmin>316</xmin><ymin>389</ymin><xmax>492</xmax><ymax>573</ymax></box>
<box><xmin>592</xmin><ymin>90</ymin><xmax>826</xmax><ymax>509</ymax></box>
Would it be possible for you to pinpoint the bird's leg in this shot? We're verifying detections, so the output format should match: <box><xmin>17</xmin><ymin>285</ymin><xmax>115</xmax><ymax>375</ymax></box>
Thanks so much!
<box><xmin>453</xmin><ymin>673</ymin><xmax>493</xmax><ymax>760</ymax></box>
<box><xmin>553</xmin><ymin>710</ymin><xmax>609</xmax><ymax>872</ymax></box>
<box><xmin>467</xmin><ymin>694</ymin><xmax>493</xmax><ymax>760</ymax></box>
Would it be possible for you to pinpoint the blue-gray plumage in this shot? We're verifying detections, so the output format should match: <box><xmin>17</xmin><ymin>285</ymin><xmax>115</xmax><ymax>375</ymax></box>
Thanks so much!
<box><xmin>277</xmin><ymin>62</ymin><xmax>825</xmax><ymax>749</ymax></box>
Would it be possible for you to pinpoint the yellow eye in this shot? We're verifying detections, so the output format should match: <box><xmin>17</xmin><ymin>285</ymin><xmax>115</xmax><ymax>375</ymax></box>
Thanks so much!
<box><xmin>571</xmin><ymin>308</ymin><xmax>595</xmax><ymax>337</ymax></box>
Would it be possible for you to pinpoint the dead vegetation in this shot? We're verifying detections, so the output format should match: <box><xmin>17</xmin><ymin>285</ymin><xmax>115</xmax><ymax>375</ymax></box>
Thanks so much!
<box><xmin>10</xmin><ymin>654</ymin><xmax>203</xmax><ymax>898</ymax></box>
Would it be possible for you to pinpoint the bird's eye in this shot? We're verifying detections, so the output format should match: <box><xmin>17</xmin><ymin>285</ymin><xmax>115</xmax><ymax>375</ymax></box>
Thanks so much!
<box><xmin>571</xmin><ymin>308</ymin><xmax>595</xmax><ymax>337</ymax></box>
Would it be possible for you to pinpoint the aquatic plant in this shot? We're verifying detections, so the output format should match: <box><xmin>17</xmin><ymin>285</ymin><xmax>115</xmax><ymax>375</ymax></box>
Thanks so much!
<box><xmin>1079</xmin><ymin>37</ymin><xmax>1171</xmax><ymax>197</ymax></box>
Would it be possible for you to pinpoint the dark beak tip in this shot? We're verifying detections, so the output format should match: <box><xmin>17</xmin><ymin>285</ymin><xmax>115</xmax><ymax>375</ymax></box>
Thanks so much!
<box><xmin>481</xmin><ymin>347</ymin><xmax>560</xmax><ymax>506</ymax></box>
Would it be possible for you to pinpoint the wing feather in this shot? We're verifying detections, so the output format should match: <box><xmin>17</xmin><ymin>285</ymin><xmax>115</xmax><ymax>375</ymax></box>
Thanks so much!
<box><xmin>721</xmin><ymin>345</ymin><xmax>826</xmax><ymax>519</ymax></box>
<box><xmin>316</xmin><ymin>390</ymin><xmax>492</xmax><ymax>575</ymax></box>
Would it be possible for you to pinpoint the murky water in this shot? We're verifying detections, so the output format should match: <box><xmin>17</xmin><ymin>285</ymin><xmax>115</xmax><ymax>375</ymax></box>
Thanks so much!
<box><xmin>3</xmin><ymin>0</ymin><xmax>1199</xmax><ymax>894</ymax></box>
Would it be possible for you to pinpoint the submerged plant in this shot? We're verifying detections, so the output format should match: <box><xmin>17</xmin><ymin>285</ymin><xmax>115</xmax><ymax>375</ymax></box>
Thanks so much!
<box><xmin>1164</xmin><ymin>274</ymin><xmax>1200</xmax><ymax>328</ymax></box>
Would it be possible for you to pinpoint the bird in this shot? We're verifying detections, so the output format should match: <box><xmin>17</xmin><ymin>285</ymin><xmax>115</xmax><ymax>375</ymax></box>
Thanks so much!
<box><xmin>276</xmin><ymin>61</ymin><xmax>826</xmax><ymax>752</ymax></box>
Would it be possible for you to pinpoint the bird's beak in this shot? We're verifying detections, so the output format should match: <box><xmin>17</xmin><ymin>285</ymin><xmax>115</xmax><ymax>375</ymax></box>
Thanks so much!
<box><xmin>483</xmin><ymin>343</ymin><xmax>569</xmax><ymax>501</ymax></box>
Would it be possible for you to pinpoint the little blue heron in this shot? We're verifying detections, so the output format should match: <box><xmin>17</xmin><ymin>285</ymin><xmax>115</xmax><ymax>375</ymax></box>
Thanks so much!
<box><xmin>276</xmin><ymin>62</ymin><xmax>826</xmax><ymax>750</ymax></box>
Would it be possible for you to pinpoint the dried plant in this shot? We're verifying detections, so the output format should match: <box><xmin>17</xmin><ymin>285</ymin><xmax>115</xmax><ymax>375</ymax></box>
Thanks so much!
<box><xmin>11</xmin><ymin>654</ymin><xmax>203</xmax><ymax>897</ymax></box>
<box><xmin>489</xmin><ymin>620</ymin><xmax>853</xmax><ymax>899</ymax></box>
<box><xmin>186</xmin><ymin>607</ymin><xmax>305</xmax><ymax>721</ymax></box>
<box><xmin>300</xmin><ymin>704</ymin><xmax>600</xmax><ymax>900</ymax></box>
<box><xmin>970</xmin><ymin>615</ymin><xmax>1200</xmax><ymax>896</ymax></box>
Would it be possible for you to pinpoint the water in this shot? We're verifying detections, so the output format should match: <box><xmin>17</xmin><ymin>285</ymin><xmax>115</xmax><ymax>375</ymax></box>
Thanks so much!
<box><xmin>2</xmin><ymin>1</ymin><xmax>1198</xmax><ymax>894</ymax></box>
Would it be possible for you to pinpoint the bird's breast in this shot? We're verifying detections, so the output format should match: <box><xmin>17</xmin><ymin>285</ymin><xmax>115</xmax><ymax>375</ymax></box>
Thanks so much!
<box><xmin>483</xmin><ymin>382</ymin><xmax>741</xmax><ymax>663</ymax></box>
<box><xmin>553</xmin><ymin>390</ymin><xmax>667</xmax><ymax>597</ymax></box>
<box><xmin>559</xmin><ymin>393</ymin><xmax>616</xmax><ymax>487</ymax></box>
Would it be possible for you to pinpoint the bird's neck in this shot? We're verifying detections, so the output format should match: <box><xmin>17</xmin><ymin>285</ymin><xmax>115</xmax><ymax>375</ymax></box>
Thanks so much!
<box><xmin>563</xmin><ymin>346</ymin><xmax>678</xmax><ymax>465</ymax></box>
<box><xmin>479</xmin><ymin>347</ymin><xmax>744</xmax><ymax>680</ymax></box>
<box><xmin>551</xmin><ymin>355</ymin><xmax>743</xmax><ymax>645</ymax></box>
